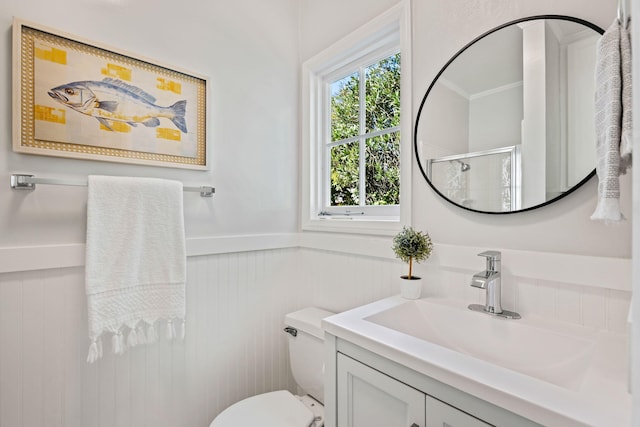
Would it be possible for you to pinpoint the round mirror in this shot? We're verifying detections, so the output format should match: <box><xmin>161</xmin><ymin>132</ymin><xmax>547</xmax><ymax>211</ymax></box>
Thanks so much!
<box><xmin>414</xmin><ymin>16</ymin><xmax>603</xmax><ymax>214</ymax></box>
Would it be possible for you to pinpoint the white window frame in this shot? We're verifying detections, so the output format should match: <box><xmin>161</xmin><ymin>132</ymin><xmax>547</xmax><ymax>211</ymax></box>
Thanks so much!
<box><xmin>301</xmin><ymin>1</ymin><xmax>412</xmax><ymax>235</ymax></box>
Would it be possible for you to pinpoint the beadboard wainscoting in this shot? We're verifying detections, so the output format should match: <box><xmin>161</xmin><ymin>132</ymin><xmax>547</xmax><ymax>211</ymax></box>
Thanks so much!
<box><xmin>0</xmin><ymin>235</ymin><xmax>632</xmax><ymax>427</ymax></box>
<box><xmin>299</xmin><ymin>242</ymin><xmax>631</xmax><ymax>333</ymax></box>
<box><xmin>0</xmin><ymin>248</ymin><xmax>310</xmax><ymax>427</ymax></box>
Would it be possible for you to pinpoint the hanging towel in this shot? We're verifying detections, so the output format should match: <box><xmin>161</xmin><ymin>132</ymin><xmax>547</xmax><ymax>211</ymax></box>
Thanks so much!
<box><xmin>85</xmin><ymin>175</ymin><xmax>186</xmax><ymax>363</ymax></box>
<box><xmin>620</xmin><ymin>21</ymin><xmax>633</xmax><ymax>172</ymax></box>
<box><xmin>591</xmin><ymin>19</ymin><xmax>633</xmax><ymax>223</ymax></box>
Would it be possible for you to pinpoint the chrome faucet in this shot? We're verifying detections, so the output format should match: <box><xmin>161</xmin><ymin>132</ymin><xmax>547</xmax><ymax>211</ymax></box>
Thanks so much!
<box><xmin>468</xmin><ymin>251</ymin><xmax>520</xmax><ymax>319</ymax></box>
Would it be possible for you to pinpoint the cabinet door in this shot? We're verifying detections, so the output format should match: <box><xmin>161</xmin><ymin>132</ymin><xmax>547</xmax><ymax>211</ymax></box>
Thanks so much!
<box><xmin>426</xmin><ymin>396</ymin><xmax>492</xmax><ymax>427</ymax></box>
<box><xmin>337</xmin><ymin>353</ymin><xmax>426</xmax><ymax>427</ymax></box>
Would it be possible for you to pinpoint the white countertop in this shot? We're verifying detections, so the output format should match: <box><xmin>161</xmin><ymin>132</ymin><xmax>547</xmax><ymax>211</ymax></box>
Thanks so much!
<box><xmin>322</xmin><ymin>296</ymin><xmax>631</xmax><ymax>427</ymax></box>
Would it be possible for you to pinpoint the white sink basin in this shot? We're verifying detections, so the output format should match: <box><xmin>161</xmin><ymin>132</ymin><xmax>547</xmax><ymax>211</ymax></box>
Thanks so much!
<box><xmin>365</xmin><ymin>299</ymin><xmax>596</xmax><ymax>390</ymax></box>
<box><xmin>323</xmin><ymin>296</ymin><xmax>630</xmax><ymax>427</ymax></box>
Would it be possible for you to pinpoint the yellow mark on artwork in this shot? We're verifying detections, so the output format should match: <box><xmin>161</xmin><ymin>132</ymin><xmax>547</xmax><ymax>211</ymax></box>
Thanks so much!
<box><xmin>35</xmin><ymin>47</ymin><xmax>67</xmax><ymax>65</ymax></box>
<box><xmin>157</xmin><ymin>78</ymin><xmax>182</xmax><ymax>94</ymax></box>
<box><xmin>100</xmin><ymin>122</ymin><xmax>131</xmax><ymax>133</ymax></box>
<box><xmin>101</xmin><ymin>63</ymin><xmax>132</xmax><ymax>81</ymax></box>
<box><xmin>34</xmin><ymin>105</ymin><xmax>66</xmax><ymax>124</ymax></box>
<box><xmin>157</xmin><ymin>128</ymin><xmax>181</xmax><ymax>141</ymax></box>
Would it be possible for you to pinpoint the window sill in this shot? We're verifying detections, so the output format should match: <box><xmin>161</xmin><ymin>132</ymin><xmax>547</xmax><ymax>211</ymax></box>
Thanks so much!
<box><xmin>301</xmin><ymin>217</ymin><xmax>404</xmax><ymax>236</ymax></box>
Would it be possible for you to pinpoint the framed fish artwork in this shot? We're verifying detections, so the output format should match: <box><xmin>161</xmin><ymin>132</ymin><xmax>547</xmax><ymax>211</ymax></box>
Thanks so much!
<box><xmin>12</xmin><ymin>18</ymin><xmax>209</xmax><ymax>170</ymax></box>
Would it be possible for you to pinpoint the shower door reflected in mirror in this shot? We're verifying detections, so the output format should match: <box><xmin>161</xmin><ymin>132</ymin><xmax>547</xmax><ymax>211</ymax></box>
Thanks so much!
<box><xmin>414</xmin><ymin>16</ymin><xmax>603</xmax><ymax>214</ymax></box>
<box><xmin>428</xmin><ymin>146</ymin><xmax>520</xmax><ymax>212</ymax></box>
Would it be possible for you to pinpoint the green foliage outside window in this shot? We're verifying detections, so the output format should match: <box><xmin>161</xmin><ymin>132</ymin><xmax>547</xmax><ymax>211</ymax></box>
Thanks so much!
<box><xmin>331</xmin><ymin>142</ymin><xmax>360</xmax><ymax>206</ymax></box>
<box><xmin>365</xmin><ymin>55</ymin><xmax>401</xmax><ymax>133</ymax></box>
<box><xmin>366</xmin><ymin>132</ymin><xmax>400</xmax><ymax>205</ymax></box>
<box><xmin>330</xmin><ymin>53</ymin><xmax>401</xmax><ymax>207</ymax></box>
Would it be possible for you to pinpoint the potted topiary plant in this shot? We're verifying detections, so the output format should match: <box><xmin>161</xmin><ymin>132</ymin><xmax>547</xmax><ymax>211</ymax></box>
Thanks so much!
<box><xmin>392</xmin><ymin>226</ymin><xmax>433</xmax><ymax>299</ymax></box>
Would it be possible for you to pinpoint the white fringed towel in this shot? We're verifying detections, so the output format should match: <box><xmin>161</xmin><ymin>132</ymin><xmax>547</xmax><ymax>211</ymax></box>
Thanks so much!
<box><xmin>591</xmin><ymin>19</ymin><xmax>633</xmax><ymax>223</ymax></box>
<box><xmin>85</xmin><ymin>175</ymin><xmax>186</xmax><ymax>363</ymax></box>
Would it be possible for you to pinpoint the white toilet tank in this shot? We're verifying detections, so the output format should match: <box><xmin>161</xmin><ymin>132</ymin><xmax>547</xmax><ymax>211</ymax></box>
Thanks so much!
<box><xmin>284</xmin><ymin>307</ymin><xmax>335</xmax><ymax>404</ymax></box>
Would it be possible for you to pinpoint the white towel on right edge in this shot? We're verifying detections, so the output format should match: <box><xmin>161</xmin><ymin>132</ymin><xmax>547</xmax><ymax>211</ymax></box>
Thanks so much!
<box><xmin>591</xmin><ymin>19</ymin><xmax>632</xmax><ymax>224</ymax></box>
<box><xmin>619</xmin><ymin>21</ymin><xmax>633</xmax><ymax>172</ymax></box>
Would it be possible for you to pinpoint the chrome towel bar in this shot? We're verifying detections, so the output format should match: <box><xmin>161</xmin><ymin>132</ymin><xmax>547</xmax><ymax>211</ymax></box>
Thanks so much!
<box><xmin>10</xmin><ymin>174</ymin><xmax>215</xmax><ymax>197</ymax></box>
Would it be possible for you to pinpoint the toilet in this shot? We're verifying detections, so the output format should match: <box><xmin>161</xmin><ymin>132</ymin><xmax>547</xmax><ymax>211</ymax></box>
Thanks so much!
<box><xmin>210</xmin><ymin>307</ymin><xmax>335</xmax><ymax>427</ymax></box>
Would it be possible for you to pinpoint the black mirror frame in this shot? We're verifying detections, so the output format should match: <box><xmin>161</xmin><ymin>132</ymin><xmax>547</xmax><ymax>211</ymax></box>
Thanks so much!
<box><xmin>413</xmin><ymin>15</ymin><xmax>604</xmax><ymax>215</ymax></box>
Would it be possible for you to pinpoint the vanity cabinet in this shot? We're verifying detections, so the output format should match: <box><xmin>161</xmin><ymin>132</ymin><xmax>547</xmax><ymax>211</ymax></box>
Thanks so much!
<box><xmin>337</xmin><ymin>353</ymin><xmax>491</xmax><ymax>427</ymax></box>
<box><xmin>327</xmin><ymin>337</ymin><xmax>542</xmax><ymax>427</ymax></box>
<box><xmin>426</xmin><ymin>396</ymin><xmax>491</xmax><ymax>427</ymax></box>
<box><xmin>337</xmin><ymin>353</ymin><xmax>425</xmax><ymax>427</ymax></box>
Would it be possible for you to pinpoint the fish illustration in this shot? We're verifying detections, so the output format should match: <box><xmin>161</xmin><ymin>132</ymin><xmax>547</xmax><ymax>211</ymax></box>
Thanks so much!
<box><xmin>47</xmin><ymin>78</ymin><xmax>187</xmax><ymax>133</ymax></box>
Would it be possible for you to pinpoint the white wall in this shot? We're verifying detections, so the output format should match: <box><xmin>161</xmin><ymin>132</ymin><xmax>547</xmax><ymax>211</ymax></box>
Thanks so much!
<box><xmin>0</xmin><ymin>0</ymin><xmax>300</xmax><ymax>247</ymax></box>
<box><xmin>298</xmin><ymin>0</ymin><xmax>403</xmax><ymax>63</ymax></box>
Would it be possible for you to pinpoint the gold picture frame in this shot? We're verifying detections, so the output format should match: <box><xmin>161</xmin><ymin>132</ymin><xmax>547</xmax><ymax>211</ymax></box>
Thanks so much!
<box><xmin>12</xmin><ymin>18</ymin><xmax>209</xmax><ymax>170</ymax></box>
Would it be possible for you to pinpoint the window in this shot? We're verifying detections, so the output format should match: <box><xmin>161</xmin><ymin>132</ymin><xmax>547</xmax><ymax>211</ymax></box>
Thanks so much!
<box><xmin>329</xmin><ymin>53</ymin><xmax>401</xmax><ymax>210</ymax></box>
<box><xmin>301</xmin><ymin>2</ymin><xmax>411</xmax><ymax>234</ymax></box>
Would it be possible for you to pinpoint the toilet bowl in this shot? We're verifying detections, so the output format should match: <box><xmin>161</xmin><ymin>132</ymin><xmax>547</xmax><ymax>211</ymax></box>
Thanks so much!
<box><xmin>210</xmin><ymin>390</ymin><xmax>321</xmax><ymax>427</ymax></box>
<box><xmin>210</xmin><ymin>307</ymin><xmax>335</xmax><ymax>427</ymax></box>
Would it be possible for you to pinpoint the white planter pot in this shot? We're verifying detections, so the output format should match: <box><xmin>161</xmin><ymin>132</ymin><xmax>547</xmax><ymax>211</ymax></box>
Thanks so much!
<box><xmin>400</xmin><ymin>275</ymin><xmax>422</xmax><ymax>299</ymax></box>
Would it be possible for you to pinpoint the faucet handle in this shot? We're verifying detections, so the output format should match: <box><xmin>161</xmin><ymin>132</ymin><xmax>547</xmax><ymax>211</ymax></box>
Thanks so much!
<box><xmin>478</xmin><ymin>250</ymin><xmax>501</xmax><ymax>271</ymax></box>
<box><xmin>478</xmin><ymin>250</ymin><xmax>501</xmax><ymax>260</ymax></box>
